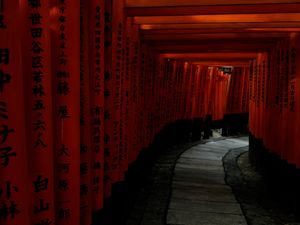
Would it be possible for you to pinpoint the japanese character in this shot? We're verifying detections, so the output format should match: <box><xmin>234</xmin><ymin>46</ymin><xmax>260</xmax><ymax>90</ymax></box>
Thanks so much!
<box><xmin>32</xmin><ymin>70</ymin><xmax>44</xmax><ymax>83</ymax></box>
<box><xmin>0</xmin><ymin>101</ymin><xmax>8</xmax><ymax>120</ymax></box>
<box><xmin>60</xmin><ymin>32</ymin><xmax>66</xmax><ymax>41</ymax></box>
<box><xmin>93</xmin><ymin>127</ymin><xmax>100</xmax><ymax>135</ymax></box>
<box><xmin>92</xmin><ymin>106</ymin><xmax>102</xmax><ymax>116</ymax></box>
<box><xmin>80</xmin><ymin>163</ymin><xmax>88</xmax><ymax>175</ymax></box>
<box><xmin>28</xmin><ymin>0</ymin><xmax>41</xmax><ymax>9</ymax></box>
<box><xmin>0</xmin><ymin>201</ymin><xmax>20</xmax><ymax>220</ymax></box>
<box><xmin>33</xmin><ymin>175</ymin><xmax>48</xmax><ymax>193</ymax></box>
<box><xmin>93</xmin><ymin>135</ymin><xmax>100</xmax><ymax>144</ymax></box>
<box><xmin>58</xmin><ymin>105</ymin><xmax>70</xmax><ymax>119</ymax></box>
<box><xmin>34</xmin><ymin>132</ymin><xmax>47</xmax><ymax>149</ymax></box>
<box><xmin>57</xmin><ymin>81</ymin><xmax>70</xmax><ymax>96</ymax></box>
<box><xmin>104</xmin><ymin>110</ymin><xmax>110</xmax><ymax>120</ymax></box>
<box><xmin>104</xmin><ymin>89</ymin><xmax>110</xmax><ymax>97</ymax></box>
<box><xmin>104</xmin><ymin>134</ymin><xmax>110</xmax><ymax>144</ymax></box>
<box><xmin>33</xmin><ymin>120</ymin><xmax>46</xmax><ymax>131</ymax></box>
<box><xmin>104</xmin><ymin>148</ymin><xmax>110</xmax><ymax>157</ymax></box>
<box><xmin>57</xmin><ymin>163</ymin><xmax>70</xmax><ymax>174</ymax></box>
<box><xmin>31</xmin><ymin>28</ymin><xmax>43</xmax><ymax>38</ymax></box>
<box><xmin>59</xmin><ymin>57</ymin><xmax>67</xmax><ymax>66</ymax></box>
<box><xmin>59</xmin><ymin>6</ymin><xmax>65</xmax><ymax>14</ymax></box>
<box><xmin>93</xmin><ymin>118</ymin><xmax>101</xmax><ymax>125</ymax></box>
<box><xmin>32</xmin><ymin>41</ymin><xmax>44</xmax><ymax>54</ymax></box>
<box><xmin>80</xmin><ymin>145</ymin><xmax>87</xmax><ymax>154</ymax></box>
<box><xmin>104</xmin><ymin>71</ymin><xmax>111</xmax><ymax>81</ymax></box>
<box><xmin>58</xmin><ymin>208</ymin><xmax>71</xmax><ymax>220</ymax></box>
<box><xmin>29</xmin><ymin>13</ymin><xmax>42</xmax><ymax>25</ymax></box>
<box><xmin>0</xmin><ymin>181</ymin><xmax>19</xmax><ymax>200</ymax></box>
<box><xmin>60</xmin><ymin>42</ymin><xmax>66</xmax><ymax>49</ymax></box>
<box><xmin>94</xmin><ymin>145</ymin><xmax>100</xmax><ymax>153</ymax></box>
<box><xmin>32</xmin><ymin>56</ymin><xmax>43</xmax><ymax>68</ymax></box>
<box><xmin>59</xmin><ymin>16</ymin><xmax>66</xmax><ymax>23</ymax></box>
<box><xmin>0</xmin><ymin>48</ymin><xmax>9</xmax><ymax>65</ymax></box>
<box><xmin>80</xmin><ymin>184</ymin><xmax>88</xmax><ymax>196</ymax></box>
<box><xmin>0</xmin><ymin>125</ymin><xmax>14</xmax><ymax>144</ymax></box>
<box><xmin>35</xmin><ymin>218</ymin><xmax>52</xmax><ymax>225</ymax></box>
<box><xmin>0</xmin><ymin>147</ymin><xmax>16</xmax><ymax>167</ymax></box>
<box><xmin>34</xmin><ymin>199</ymin><xmax>50</xmax><ymax>214</ymax></box>
<box><xmin>33</xmin><ymin>99</ymin><xmax>45</xmax><ymax>111</ymax></box>
<box><xmin>93</xmin><ymin>161</ymin><xmax>101</xmax><ymax>169</ymax></box>
<box><xmin>56</xmin><ymin>71</ymin><xmax>69</xmax><ymax>78</ymax></box>
<box><xmin>0</xmin><ymin>14</ymin><xmax>7</xmax><ymax>29</ymax></box>
<box><xmin>0</xmin><ymin>1</ymin><xmax>3</xmax><ymax>13</ymax></box>
<box><xmin>93</xmin><ymin>176</ymin><xmax>99</xmax><ymax>185</ymax></box>
<box><xmin>32</xmin><ymin>84</ymin><xmax>46</xmax><ymax>97</ymax></box>
<box><xmin>58</xmin><ymin>144</ymin><xmax>70</xmax><ymax>157</ymax></box>
<box><xmin>0</xmin><ymin>70</ymin><xmax>11</xmax><ymax>93</ymax></box>
<box><xmin>58</xmin><ymin>179</ymin><xmax>69</xmax><ymax>192</ymax></box>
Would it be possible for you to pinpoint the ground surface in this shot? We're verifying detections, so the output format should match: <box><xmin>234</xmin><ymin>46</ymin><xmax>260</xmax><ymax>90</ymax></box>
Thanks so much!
<box><xmin>96</xmin><ymin>134</ymin><xmax>300</xmax><ymax>225</ymax></box>
<box><xmin>224</xmin><ymin>146</ymin><xmax>300</xmax><ymax>225</ymax></box>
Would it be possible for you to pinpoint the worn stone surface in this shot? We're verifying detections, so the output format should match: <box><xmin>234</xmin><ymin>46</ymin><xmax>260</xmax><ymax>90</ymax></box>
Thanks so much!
<box><xmin>224</xmin><ymin>147</ymin><xmax>300</xmax><ymax>225</ymax></box>
<box><xmin>167</xmin><ymin>138</ymin><xmax>248</xmax><ymax>225</ymax></box>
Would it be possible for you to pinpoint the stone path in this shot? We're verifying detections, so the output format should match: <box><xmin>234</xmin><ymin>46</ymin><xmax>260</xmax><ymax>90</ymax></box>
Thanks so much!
<box><xmin>167</xmin><ymin>137</ymin><xmax>249</xmax><ymax>225</ymax></box>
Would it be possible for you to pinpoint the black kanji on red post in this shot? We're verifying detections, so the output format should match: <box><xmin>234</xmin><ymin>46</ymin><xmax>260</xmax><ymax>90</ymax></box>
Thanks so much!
<box><xmin>80</xmin><ymin>162</ymin><xmax>88</xmax><ymax>175</ymax></box>
<box><xmin>58</xmin><ymin>144</ymin><xmax>70</xmax><ymax>157</ymax></box>
<box><xmin>56</xmin><ymin>70</ymin><xmax>70</xmax><ymax>78</ymax></box>
<box><xmin>0</xmin><ymin>101</ymin><xmax>8</xmax><ymax>120</ymax></box>
<box><xmin>33</xmin><ymin>99</ymin><xmax>46</xmax><ymax>111</ymax></box>
<box><xmin>28</xmin><ymin>0</ymin><xmax>41</xmax><ymax>9</ymax></box>
<box><xmin>0</xmin><ymin>181</ymin><xmax>19</xmax><ymax>200</ymax></box>
<box><xmin>32</xmin><ymin>41</ymin><xmax>44</xmax><ymax>54</ymax></box>
<box><xmin>57</xmin><ymin>81</ymin><xmax>70</xmax><ymax>96</ymax></box>
<box><xmin>0</xmin><ymin>14</ymin><xmax>7</xmax><ymax>29</ymax></box>
<box><xmin>57</xmin><ymin>163</ymin><xmax>70</xmax><ymax>174</ymax></box>
<box><xmin>32</xmin><ymin>56</ymin><xmax>43</xmax><ymax>68</ymax></box>
<box><xmin>0</xmin><ymin>70</ymin><xmax>11</xmax><ymax>93</ymax></box>
<box><xmin>32</xmin><ymin>70</ymin><xmax>44</xmax><ymax>83</ymax></box>
<box><xmin>33</xmin><ymin>175</ymin><xmax>48</xmax><ymax>193</ymax></box>
<box><xmin>31</xmin><ymin>28</ymin><xmax>43</xmax><ymax>38</ymax></box>
<box><xmin>34</xmin><ymin>132</ymin><xmax>47</xmax><ymax>149</ymax></box>
<box><xmin>35</xmin><ymin>218</ymin><xmax>52</xmax><ymax>225</ymax></box>
<box><xmin>0</xmin><ymin>147</ymin><xmax>16</xmax><ymax>167</ymax></box>
<box><xmin>58</xmin><ymin>105</ymin><xmax>70</xmax><ymax>119</ymax></box>
<box><xmin>58</xmin><ymin>179</ymin><xmax>69</xmax><ymax>192</ymax></box>
<box><xmin>32</xmin><ymin>84</ymin><xmax>46</xmax><ymax>98</ymax></box>
<box><xmin>0</xmin><ymin>201</ymin><xmax>21</xmax><ymax>220</ymax></box>
<box><xmin>58</xmin><ymin>208</ymin><xmax>71</xmax><ymax>220</ymax></box>
<box><xmin>29</xmin><ymin>13</ymin><xmax>43</xmax><ymax>25</ymax></box>
<box><xmin>0</xmin><ymin>0</ymin><xmax>3</xmax><ymax>13</ymax></box>
<box><xmin>33</xmin><ymin>120</ymin><xmax>46</xmax><ymax>131</ymax></box>
<box><xmin>34</xmin><ymin>199</ymin><xmax>50</xmax><ymax>214</ymax></box>
<box><xmin>0</xmin><ymin>125</ymin><xmax>14</xmax><ymax>144</ymax></box>
<box><xmin>80</xmin><ymin>184</ymin><xmax>88</xmax><ymax>196</ymax></box>
<box><xmin>0</xmin><ymin>48</ymin><xmax>9</xmax><ymax>65</ymax></box>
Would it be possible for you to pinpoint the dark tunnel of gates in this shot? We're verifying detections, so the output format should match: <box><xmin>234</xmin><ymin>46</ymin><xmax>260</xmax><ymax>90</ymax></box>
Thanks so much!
<box><xmin>1</xmin><ymin>1</ymin><xmax>300</xmax><ymax>225</ymax></box>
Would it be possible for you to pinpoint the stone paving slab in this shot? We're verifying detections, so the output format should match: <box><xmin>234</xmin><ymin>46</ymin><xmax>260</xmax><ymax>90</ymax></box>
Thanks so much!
<box><xmin>172</xmin><ymin>187</ymin><xmax>237</xmax><ymax>203</ymax></box>
<box><xmin>167</xmin><ymin>138</ymin><xmax>248</xmax><ymax>225</ymax></box>
<box><xmin>167</xmin><ymin>209</ymin><xmax>248</xmax><ymax>225</ymax></box>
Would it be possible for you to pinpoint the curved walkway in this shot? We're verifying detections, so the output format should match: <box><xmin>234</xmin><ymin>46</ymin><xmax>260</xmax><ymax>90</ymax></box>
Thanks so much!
<box><xmin>167</xmin><ymin>137</ymin><xmax>249</xmax><ymax>225</ymax></box>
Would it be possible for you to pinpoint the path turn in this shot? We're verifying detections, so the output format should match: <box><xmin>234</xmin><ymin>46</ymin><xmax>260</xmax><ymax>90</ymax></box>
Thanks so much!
<box><xmin>167</xmin><ymin>137</ymin><xmax>249</xmax><ymax>225</ymax></box>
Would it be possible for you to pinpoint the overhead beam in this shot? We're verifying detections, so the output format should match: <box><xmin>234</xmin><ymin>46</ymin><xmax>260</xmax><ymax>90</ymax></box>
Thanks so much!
<box><xmin>140</xmin><ymin>28</ymin><xmax>300</xmax><ymax>35</ymax></box>
<box><xmin>134</xmin><ymin>14</ymin><xmax>300</xmax><ymax>24</ymax></box>
<box><xmin>160</xmin><ymin>53</ymin><xmax>258</xmax><ymax>59</ymax></box>
<box><xmin>151</xmin><ymin>42</ymin><xmax>273</xmax><ymax>53</ymax></box>
<box><xmin>126</xmin><ymin>0</ymin><xmax>300</xmax><ymax>7</ymax></box>
<box><xmin>141</xmin><ymin>32</ymin><xmax>289</xmax><ymax>41</ymax></box>
<box><xmin>126</xmin><ymin>4</ymin><xmax>300</xmax><ymax>17</ymax></box>
<box><xmin>191</xmin><ymin>61</ymin><xmax>251</xmax><ymax>66</ymax></box>
<box><xmin>140</xmin><ymin>22</ymin><xmax>300</xmax><ymax>30</ymax></box>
